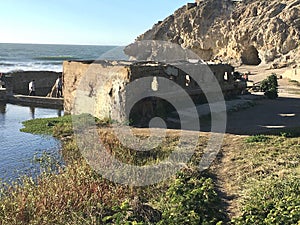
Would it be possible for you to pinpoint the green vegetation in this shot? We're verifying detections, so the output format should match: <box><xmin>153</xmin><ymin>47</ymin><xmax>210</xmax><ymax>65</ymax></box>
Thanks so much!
<box><xmin>0</xmin><ymin>115</ymin><xmax>298</xmax><ymax>224</ymax></box>
<box><xmin>245</xmin><ymin>134</ymin><xmax>270</xmax><ymax>143</ymax></box>
<box><xmin>157</xmin><ymin>171</ymin><xmax>225</xmax><ymax>225</ymax></box>
<box><xmin>0</xmin><ymin>115</ymin><xmax>224</xmax><ymax>224</ymax></box>
<box><xmin>289</xmin><ymin>79</ymin><xmax>300</xmax><ymax>87</ymax></box>
<box><xmin>261</xmin><ymin>74</ymin><xmax>278</xmax><ymax>99</ymax></box>
<box><xmin>220</xmin><ymin>135</ymin><xmax>300</xmax><ymax>224</ymax></box>
<box><xmin>20</xmin><ymin>115</ymin><xmax>73</xmax><ymax>135</ymax></box>
<box><xmin>21</xmin><ymin>114</ymin><xmax>112</xmax><ymax>137</ymax></box>
<box><xmin>233</xmin><ymin>176</ymin><xmax>300</xmax><ymax>225</ymax></box>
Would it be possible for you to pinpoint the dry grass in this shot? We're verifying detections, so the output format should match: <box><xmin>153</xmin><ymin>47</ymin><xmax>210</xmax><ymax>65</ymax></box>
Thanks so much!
<box><xmin>6</xmin><ymin>115</ymin><xmax>300</xmax><ymax>224</ymax></box>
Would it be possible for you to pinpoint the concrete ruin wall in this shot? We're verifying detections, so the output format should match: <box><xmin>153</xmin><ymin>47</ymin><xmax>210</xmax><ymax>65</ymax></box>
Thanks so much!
<box><xmin>0</xmin><ymin>89</ymin><xmax>6</xmax><ymax>101</ymax></box>
<box><xmin>63</xmin><ymin>61</ymin><xmax>130</xmax><ymax>121</ymax></box>
<box><xmin>63</xmin><ymin>60</ymin><xmax>242</xmax><ymax>123</ymax></box>
<box><xmin>282</xmin><ymin>68</ymin><xmax>300</xmax><ymax>82</ymax></box>
<box><xmin>4</xmin><ymin>71</ymin><xmax>61</xmax><ymax>96</ymax></box>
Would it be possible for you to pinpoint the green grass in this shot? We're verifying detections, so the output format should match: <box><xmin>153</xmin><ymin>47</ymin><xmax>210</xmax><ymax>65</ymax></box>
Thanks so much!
<box><xmin>2</xmin><ymin>115</ymin><xmax>225</xmax><ymax>224</ymax></box>
<box><xmin>20</xmin><ymin>114</ymin><xmax>112</xmax><ymax>137</ymax></box>
<box><xmin>218</xmin><ymin>135</ymin><xmax>300</xmax><ymax>224</ymax></box>
<box><xmin>20</xmin><ymin>115</ymin><xmax>73</xmax><ymax>135</ymax></box>
<box><xmin>232</xmin><ymin>176</ymin><xmax>300</xmax><ymax>225</ymax></box>
<box><xmin>245</xmin><ymin>134</ymin><xmax>270</xmax><ymax>143</ymax></box>
<box><xmin>9</xmin><ymin>115</ymin><xmax>300</xmax><ymax>224</ymax></box>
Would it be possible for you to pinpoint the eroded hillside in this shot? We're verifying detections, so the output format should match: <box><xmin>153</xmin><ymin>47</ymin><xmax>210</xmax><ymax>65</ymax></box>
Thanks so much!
<box><xmin>135</xmin><ymin>0</ymin><xmax>300</xmax><ymax>67</ymax></box>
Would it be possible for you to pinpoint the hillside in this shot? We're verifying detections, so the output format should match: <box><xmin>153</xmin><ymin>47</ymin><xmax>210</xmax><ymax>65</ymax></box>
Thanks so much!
<box><xmin>135</xmin><ymin>0</ymin><xmax>300</xmax><ymax>67</ymax></box>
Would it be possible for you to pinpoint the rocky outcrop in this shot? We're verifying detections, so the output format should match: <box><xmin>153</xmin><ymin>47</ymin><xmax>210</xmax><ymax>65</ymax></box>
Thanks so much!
<box><xmin>135</xmin><ymin>0</ymin><xmax>300</xmax><ymax>66</ymax></box>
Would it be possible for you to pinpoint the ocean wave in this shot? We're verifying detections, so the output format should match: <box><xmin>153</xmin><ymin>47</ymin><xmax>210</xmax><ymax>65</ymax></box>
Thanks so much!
<box><xmin>33</xmin><ymin>56</ymin><xmax>80</xmax><ymax>61</ymax></box>
<box><xmin>0</xmin><ymin>62</ymin><xmax>16</xmax><ymax>66</ymax></box>
<box><xmin>0</xmin><ymin>63</ymin><xmax>62</xmax><ymax>73</ymax></box>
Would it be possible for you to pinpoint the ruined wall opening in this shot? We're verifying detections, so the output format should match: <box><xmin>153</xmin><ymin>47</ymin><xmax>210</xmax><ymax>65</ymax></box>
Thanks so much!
<box><xmin>129</xmin><ymin>97</ymin><xmax>179</xmax><ymax>128</ymax></box>
<box><xmin>241</xmin><ymin>45</ymin><xmax>262</xmax><ymax>65</ymax></box>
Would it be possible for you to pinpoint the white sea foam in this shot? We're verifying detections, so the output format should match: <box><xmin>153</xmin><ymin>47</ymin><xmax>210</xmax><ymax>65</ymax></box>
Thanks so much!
<box><xmin>0</xmin><ymin>43</ymin><xmax>119</xmax><ymax>73</ymax></box>
<box><xmin>0</xmin><ymin>61</ymin><xmax>63</xmax><ymax>73</ymax></box>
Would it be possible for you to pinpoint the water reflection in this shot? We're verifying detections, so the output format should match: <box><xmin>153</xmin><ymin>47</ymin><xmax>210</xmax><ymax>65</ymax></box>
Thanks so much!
<box><xmin>29</xmin><ymin>106</ymin><xmax>62</xmax><ymax>119</ymax></box>
<box><xmin>0</xmin><ymin>103</ymin><xmax>63</xmax><ymax>182</ymax></box>
<box><xmin>57</xmin><ymin>109</ymin><xmax>62</xmax><ymax>117</ymax></box>
<box><xmin>0</xmin><ymin>102</ymin><xmax>6</xmax><ymax>114</ymax></box>
<box><xmin>30</xmin><ymin>106</ymin><xmax>35</xmax><ymax>119</ymax></box>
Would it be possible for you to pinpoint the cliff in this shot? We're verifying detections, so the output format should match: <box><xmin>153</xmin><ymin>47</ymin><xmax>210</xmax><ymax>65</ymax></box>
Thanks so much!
<box><xmin>135</xmin><ymin>0</ymin><xmax>300</xmax><ymax>67</ymax></box>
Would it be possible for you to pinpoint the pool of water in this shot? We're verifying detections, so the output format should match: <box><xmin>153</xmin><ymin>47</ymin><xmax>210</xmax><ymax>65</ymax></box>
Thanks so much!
<box><xmin>0</xmin><ymin>103</ymin><xmax>63</xmax><ymax>182</ymax></box>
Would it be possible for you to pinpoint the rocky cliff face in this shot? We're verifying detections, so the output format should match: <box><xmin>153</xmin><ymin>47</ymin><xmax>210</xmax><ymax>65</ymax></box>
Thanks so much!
<box><xmin>135</xmin><ymin>0</ymin><xmax>300</xmax><ymax>66</ymax></box>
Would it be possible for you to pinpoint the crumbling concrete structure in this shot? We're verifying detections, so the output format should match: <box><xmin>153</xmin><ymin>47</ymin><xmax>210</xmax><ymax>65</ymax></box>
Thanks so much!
<box><xmin>63</xmin><ymin>60</ymin><xmax>246</xmax><ymax>125</ymax></box>
<box><xmin>4</xmin><ymin>71</ymin><xmax>61</xmax><ymax>96</ymax></box>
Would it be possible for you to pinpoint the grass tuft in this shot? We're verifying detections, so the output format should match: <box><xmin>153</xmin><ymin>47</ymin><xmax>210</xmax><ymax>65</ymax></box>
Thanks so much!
<box><xmin>245</xmin><ymin>135</ymin><xmax>270</xmax><ymax>143</ymax></box>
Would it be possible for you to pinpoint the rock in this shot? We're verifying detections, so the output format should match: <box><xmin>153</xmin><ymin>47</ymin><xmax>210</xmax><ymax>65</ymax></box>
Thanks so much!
<box><xmin>134</xmin><ymin>0</ymin><xmax>300</xmax><ymax>66</ymax></box>
<box><xmin>47</xmin><ymin>122</ymin><xmax>55</xmax><ymax>127</ymax></box>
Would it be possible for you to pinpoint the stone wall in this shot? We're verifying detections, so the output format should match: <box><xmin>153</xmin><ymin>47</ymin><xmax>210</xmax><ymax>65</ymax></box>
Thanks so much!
<box><xmin>4</xmin><ymin>71</ymin><xmax>61</xmax><ymax>96</ymax></box>
<box><xmin>63</xmin><ymin>60</ymin><xmax>244</xmax><ymax>124</ymax></box>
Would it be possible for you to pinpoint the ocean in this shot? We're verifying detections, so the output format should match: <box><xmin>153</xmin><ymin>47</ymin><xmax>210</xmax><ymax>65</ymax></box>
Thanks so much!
<box><xmin>0</xmin><ymin>43</ymin><xmax>128</xmax><ymax>73</ymax></box>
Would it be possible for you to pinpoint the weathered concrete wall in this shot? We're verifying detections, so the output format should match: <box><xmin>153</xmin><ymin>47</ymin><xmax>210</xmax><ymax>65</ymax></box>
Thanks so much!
<box><xmin>0</xmin><ymin>89</ymin><xmax>6</xmax><ymax>101</ymax></box>
<box><xmin>282</xmin><ymin>68</ymin><xmax>300</xmax><ymax>82</ymax></box>
<box><xmin>7</xmin><ymin>95</ymin><xmax>63</xmax><ymax>109</ymax></box>
<box><xmin>4</xmin><ymin>71</ymin><xmax>61</xmax><ymax>96</ymax></box>
<box><xmin>63</xmin><ymin>60</ymin><xmax>130</xmax><ymax>121</ymax></box>
<box><xmin>63</xmin><ymin>60</ymin><xmax>243</xmax><ymax>123</ymax></box>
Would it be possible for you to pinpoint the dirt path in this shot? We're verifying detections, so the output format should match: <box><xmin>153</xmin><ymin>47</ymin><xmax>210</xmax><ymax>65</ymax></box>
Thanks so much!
<box><xmin>210</xmin><ymin>65</ymin><xmax>300</xmax><ymax>220</ymax></box>
<box><xmin>210</xmin><ymin>134</ymin><xmax>246</xmax><ymax>219</ymax></box>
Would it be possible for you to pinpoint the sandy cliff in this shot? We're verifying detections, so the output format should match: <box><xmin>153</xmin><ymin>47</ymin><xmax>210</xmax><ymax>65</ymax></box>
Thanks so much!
<box><xmin>135</xmin><ymin>0</ymin><xmax>300</xmax><ymax>67</ymax></box>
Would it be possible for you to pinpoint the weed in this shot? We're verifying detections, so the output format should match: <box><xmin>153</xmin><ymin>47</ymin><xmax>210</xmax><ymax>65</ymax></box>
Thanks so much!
<box><xmin>245</xmin><ymin>135</ymin><xmax>270</xmax><ymax>143</ymax></box>
<box><xmin>14</xmin><ymin>114</ymin><xmax>300</xmax><ymax>224</ymax></box>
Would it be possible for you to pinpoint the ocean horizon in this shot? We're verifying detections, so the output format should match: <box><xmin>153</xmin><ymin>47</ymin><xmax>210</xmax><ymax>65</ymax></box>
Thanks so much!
<box><xmin>0</xmin><ymin>43</ymin><xmax>128</xmax><ymax>73</ymax></box>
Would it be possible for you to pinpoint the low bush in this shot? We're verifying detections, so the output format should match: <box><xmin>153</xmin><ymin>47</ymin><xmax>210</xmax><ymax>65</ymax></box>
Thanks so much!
<box><xmin>157</xmin><ymin>171</ymin><xmax>225</xmax><ymax>225</ymax></box>
<box><xmin>260</xmin><ymin>74</ymin><xmax>278</xmax><ymax>99</ymax></box>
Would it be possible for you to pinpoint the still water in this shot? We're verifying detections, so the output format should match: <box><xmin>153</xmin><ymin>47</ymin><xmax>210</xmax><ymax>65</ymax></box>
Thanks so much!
<box><xmin>0</xmin><ymin>103</ymin><xmax>62</xmax><ymax>182</ymax></box>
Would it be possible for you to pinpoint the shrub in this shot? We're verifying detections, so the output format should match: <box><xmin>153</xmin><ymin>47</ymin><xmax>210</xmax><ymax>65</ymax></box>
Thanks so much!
<box><xmin>260</xmin><ymin>74</ymin><xmax>278</xmax><ymax>99</ymax></box>
<box><xmin>158</xmin><ymin>171</ymin><xmax>225</xmax><ymax>225</ymax></box>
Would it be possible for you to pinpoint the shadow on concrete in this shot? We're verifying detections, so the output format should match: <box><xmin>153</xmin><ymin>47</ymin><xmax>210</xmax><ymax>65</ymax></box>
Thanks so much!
<box><xmin>151</xmin><ymin>96</ymin><xmax>300</xmax><ymax>136</ymax></box>
<box><xmin>223</xmin><ymin>96</ymin><xmax>300</xmax><ymax>136</ymax></box>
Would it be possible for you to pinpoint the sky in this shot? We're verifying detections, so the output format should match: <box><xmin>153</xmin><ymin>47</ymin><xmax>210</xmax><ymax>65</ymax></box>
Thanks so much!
<box><xmin>0</xmin><ymin>0</ymin><xmax>190</xmax><ymax>46</ymax></box>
